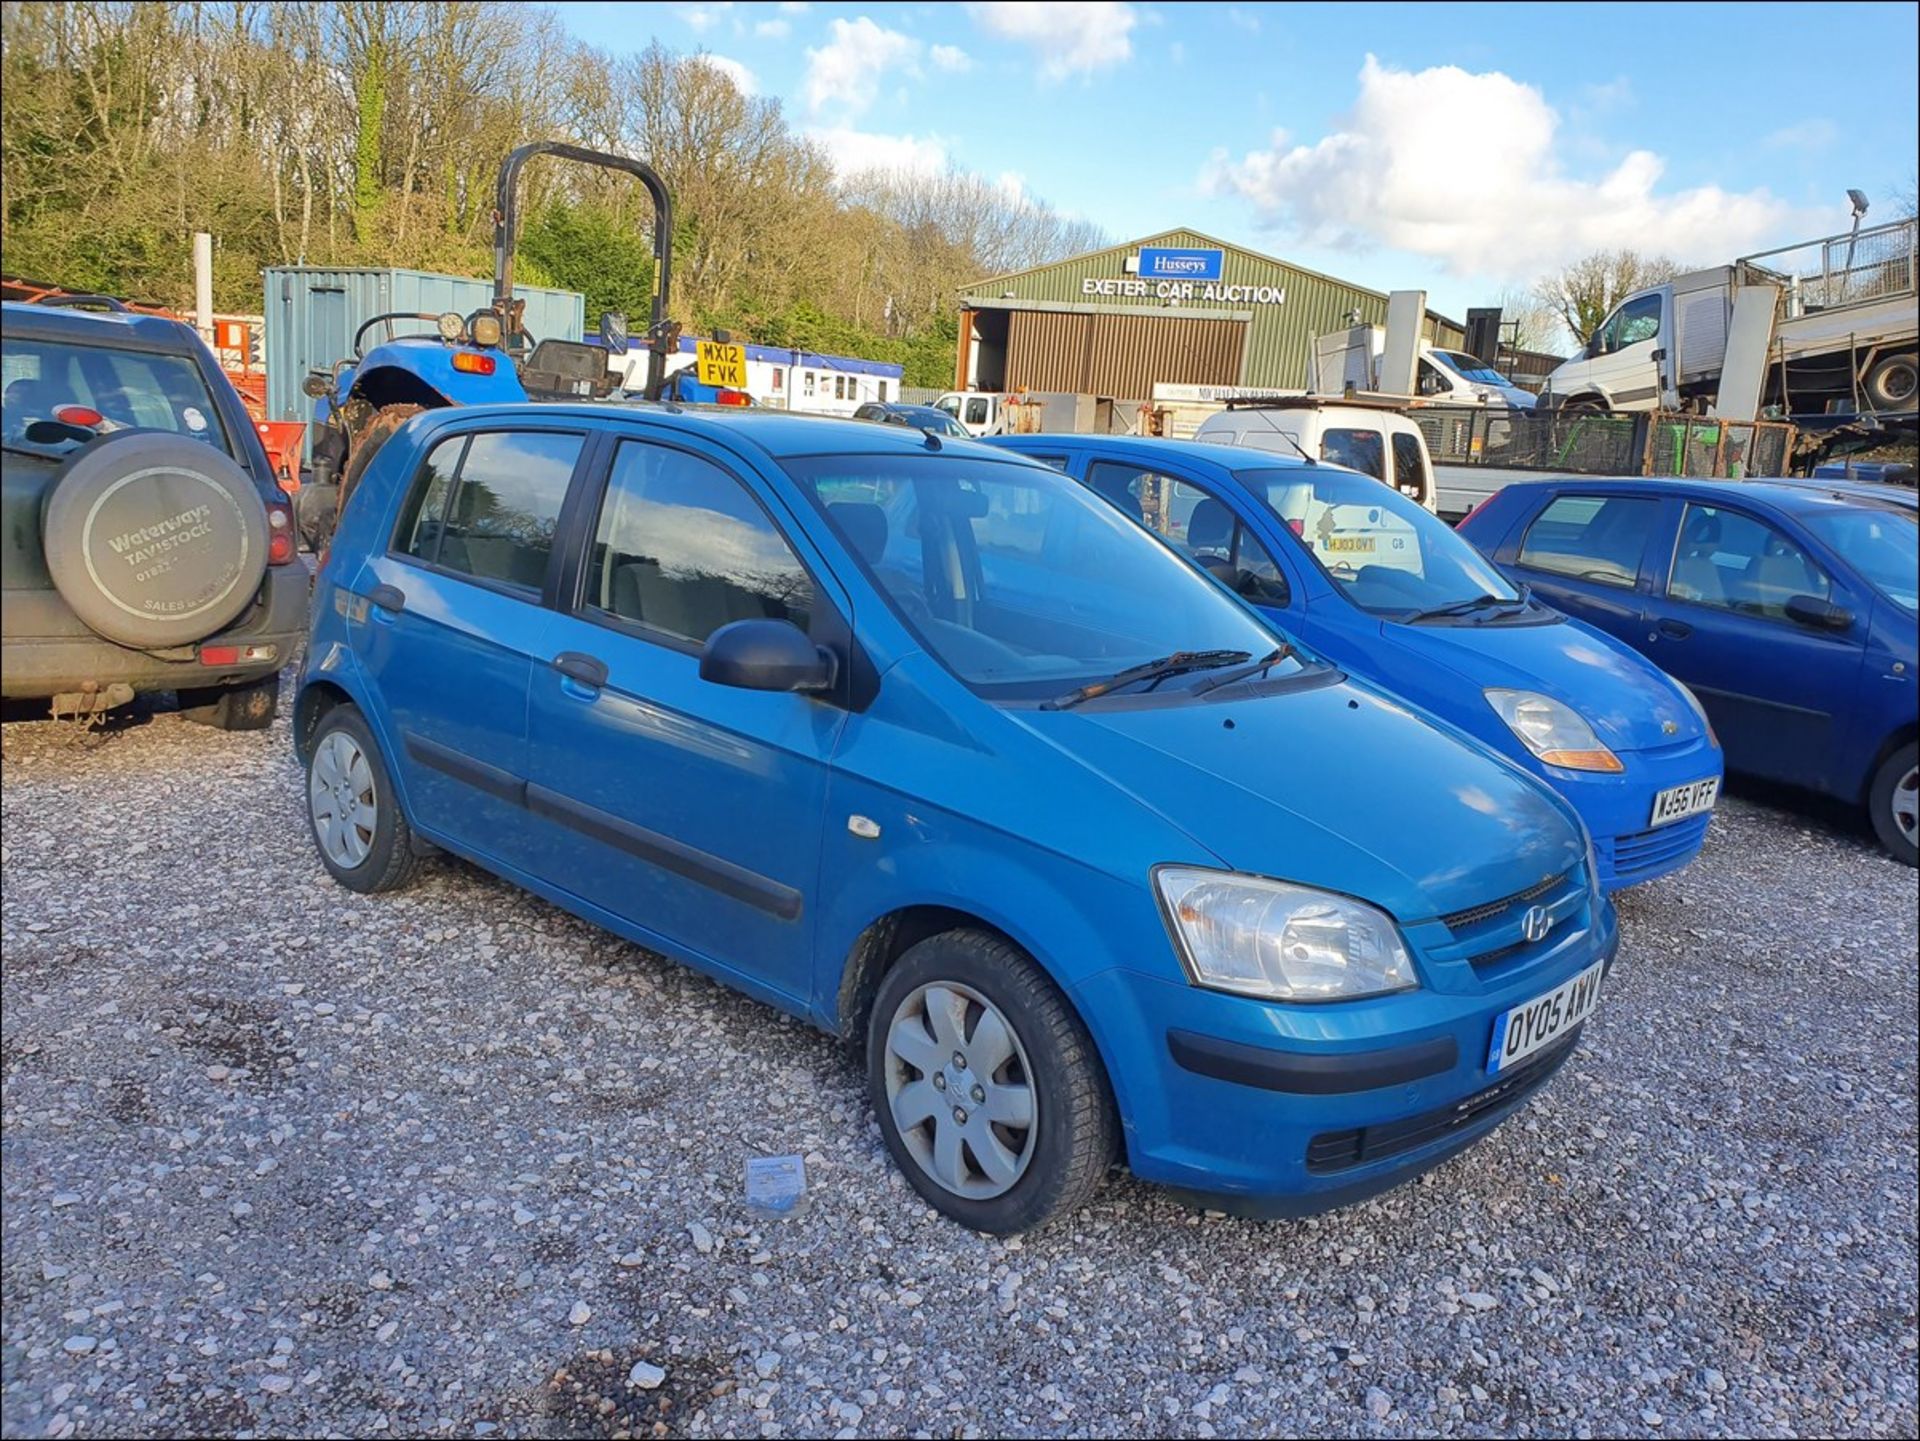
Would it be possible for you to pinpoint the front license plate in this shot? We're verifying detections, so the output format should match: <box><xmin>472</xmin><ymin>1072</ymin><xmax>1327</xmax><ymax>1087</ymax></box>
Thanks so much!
<box><xmin>1487</xmin><ymin>960</ymin><xmax>1606</xmax><ymax>1074</ymax></box>
<box><xmin>1649</xmin><ymin>776</ymin><xmax>1719</xmax><ymax>828</ymax></box>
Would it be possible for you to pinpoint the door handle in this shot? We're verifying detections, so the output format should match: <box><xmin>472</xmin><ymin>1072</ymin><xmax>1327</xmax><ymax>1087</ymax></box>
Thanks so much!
<box><xmin>551</xmin><ymin>651</ymin><xmax>609</xmax><ymax>688</ymax></box>
<box><xmin>367</xmin><ymin>584</ymin><xmax>405</xmax><ymax>613</ymax></box>
<box><xmin>1657</xmin><ymin>618</ymin><xmax>1692</xmax><ymax>640</ymax></box>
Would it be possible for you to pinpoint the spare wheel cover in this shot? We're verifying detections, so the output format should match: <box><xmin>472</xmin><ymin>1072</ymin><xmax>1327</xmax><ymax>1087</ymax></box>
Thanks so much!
<box><xmin>42</xmin><ymin>432</ymin><xmax>270</xmax><ymax>649</ymax></box>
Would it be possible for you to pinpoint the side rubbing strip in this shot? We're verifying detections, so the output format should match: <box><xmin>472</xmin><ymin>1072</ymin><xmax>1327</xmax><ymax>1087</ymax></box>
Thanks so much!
<box><xmin>524</xmin><ymin>783</ymin><xmax>803</xmax><ymax>922</ymax></box>
<box><xmin>402</xmin><ymin>732</ymin><xmax>526</xmax><ymax>807</ymax></box>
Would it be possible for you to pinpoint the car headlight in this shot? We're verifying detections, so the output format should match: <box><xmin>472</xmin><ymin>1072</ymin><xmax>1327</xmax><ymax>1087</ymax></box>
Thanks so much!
<box><xmin>1672</xmin><ymin>679</ymin><xmax>1719</xmax><ymax>747</ymax></box>
<box><xmin>1485</xmin><ymin>689</ymin><xmax>1623</xmax><ymax>772</ymax></box>
<box><xmin>1154</xmin><ymin>867</ymin><xmax>1417</xmax><ymax>1002</ymax></box>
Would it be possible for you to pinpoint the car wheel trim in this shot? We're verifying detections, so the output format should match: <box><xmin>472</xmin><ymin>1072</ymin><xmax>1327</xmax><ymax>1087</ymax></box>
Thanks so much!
<box><xmin>1892</xmin><ymin>763</ymin><xmax>1919</xmax><ymax>847</ymax></box>
<box><xmin>884</xmin><ymin>980</ymin><xmax>1038</xmax><ymax>1199</ymax></box>
<box><xmin>309</xmin><ymin>730</ymin><xmax>377</xmax><ymax>869</ymax></box>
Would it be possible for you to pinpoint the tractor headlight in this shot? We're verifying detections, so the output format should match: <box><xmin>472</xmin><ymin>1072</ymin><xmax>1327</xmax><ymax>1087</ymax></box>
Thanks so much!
<box><xmin>468</xmin><ymin>311</ymin><xmax>503</xmax><ymax>348</ymax></box>
<box><xmin>436</xmin><ymin>311</ymin><xmax>465</xmax><ymax>342</ymax></box>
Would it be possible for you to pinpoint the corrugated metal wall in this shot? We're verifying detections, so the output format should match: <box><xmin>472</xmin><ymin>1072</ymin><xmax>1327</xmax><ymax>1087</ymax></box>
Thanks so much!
<box><xmin>1007</xmin><ymin>311</ymin><xmax>1092</xmax><ymax>390</ymax></box>
<box><xmin>263</xmin><ymin>267</ymin><xmax>586</xmax><ymax>431</ymax></box>
<box><xmin>962</xmin><ymin>229</ymin><xmax>1466</xmax><ymax>389</ymax></box>
<box><xmin>1005</xmin><ymin>311</ymin><xmax>1245</xmax><ymax>394</ymax></box>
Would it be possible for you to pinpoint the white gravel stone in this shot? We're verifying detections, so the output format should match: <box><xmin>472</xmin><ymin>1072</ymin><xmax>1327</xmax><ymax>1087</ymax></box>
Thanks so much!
<box><xmin>628</xmin><ymin>1361</ymin><xmax>667</xmax><ymax>1390</ymax></box>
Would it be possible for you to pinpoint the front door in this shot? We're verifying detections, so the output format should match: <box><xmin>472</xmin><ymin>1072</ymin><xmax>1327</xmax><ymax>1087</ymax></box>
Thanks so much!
<box><xmin>1643</xmin><ymin>500</ymin><xmax>1866</xmax><ymax>789</ymax></box>
<box><xmin>352</xmin><ymin>425</ymin><xmax>586</xmax><ymax>868</ymax></box>
<box><xmin>524</xmin><ymin>432</ymin><xmax>849</xmax><ymax>1006</ymax></box>
<box><xmin>1581</xmin><ymin>291</ymin><xmax>1665</xmax><ymax>409</ymax></box>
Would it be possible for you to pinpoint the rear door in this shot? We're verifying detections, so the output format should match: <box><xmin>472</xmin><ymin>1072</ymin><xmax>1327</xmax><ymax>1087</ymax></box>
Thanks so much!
<box><xmin>352</xmin><ymin>424</ymin><xmax>586</xmax><ymax>868</ymax></box>
<box><xmin>1642</xmin><ymin>499</ymin><xmax>1867</xmax><ymax>788</ymax></box>
<box><xmin>1504</xmin><ymin>489</ymin><xmax>1668</xmax><ymax>647</ymax></box>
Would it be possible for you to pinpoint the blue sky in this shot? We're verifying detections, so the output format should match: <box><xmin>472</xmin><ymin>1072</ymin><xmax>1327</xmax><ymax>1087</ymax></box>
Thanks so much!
<box><xmin>551</xmin><ymin>1</ymin><xmax>1920</xmax><ymax>329</ymax></box>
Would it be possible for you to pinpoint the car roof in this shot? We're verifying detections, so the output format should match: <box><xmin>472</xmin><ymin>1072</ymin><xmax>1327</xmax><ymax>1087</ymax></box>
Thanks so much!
<box><xmin>415</xmin><ymin>401</ymin><xmax>1031</xmax><ymax>462</ymax></box>
<box><xmin>994</xmin><ymin>431</ymin><xmax>1315</xmax><ymax>475</ymax></box>
<box><xmin>0</xmin><ymin>300</ymin><xmax>202</xmax><ymax>352</ymax></box>
<box><xmin>1494</xmin><ymin>474</ymin><xmax>1916</xmax><ymax>514</ymax></box>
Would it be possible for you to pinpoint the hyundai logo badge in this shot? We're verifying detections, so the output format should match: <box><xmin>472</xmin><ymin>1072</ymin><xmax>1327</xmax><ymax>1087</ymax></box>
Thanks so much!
<box><xmin>1521</xmin><ymin>905</ymin><xmax>1553</xmax><ymax>944</ymax></box>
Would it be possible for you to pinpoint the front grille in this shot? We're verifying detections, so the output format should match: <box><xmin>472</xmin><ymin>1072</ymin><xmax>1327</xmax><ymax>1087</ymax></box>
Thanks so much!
<box><xmin>1606</xmin><ymin>815</ymin><xmax>1710</xmax><ymax>881</ymax></box>
<box><xmin>1305</xmin><ymin>1038</ymin><xmax>1577</xmax><ymax>1174</ymax></box>
<box><xmin>1440</xmin><ymin>869</ymin><xmax>1571</xmax><ymax>934</ymax></box>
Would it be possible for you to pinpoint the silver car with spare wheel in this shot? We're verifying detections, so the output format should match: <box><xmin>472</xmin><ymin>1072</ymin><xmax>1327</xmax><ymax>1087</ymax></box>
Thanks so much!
<box><xmin>1</xmin><ymin>301</ymin><xmax>307</xmax><ymax>726</ymax></box>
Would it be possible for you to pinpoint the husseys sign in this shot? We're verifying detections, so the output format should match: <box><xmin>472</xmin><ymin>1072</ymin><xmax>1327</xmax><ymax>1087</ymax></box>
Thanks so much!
<box><xmin>1080</xmin><ymin>247</ymin><xmax>1286</xmax><ymax>305</ymax></box>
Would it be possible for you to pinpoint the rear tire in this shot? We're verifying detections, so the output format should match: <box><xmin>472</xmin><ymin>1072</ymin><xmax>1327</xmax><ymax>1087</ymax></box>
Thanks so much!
<box><xmin>304</xmin><ymin>703</ymin><xmax>420</xmax><ymax>893</ymax></box>
<box><xmin>867</xmin><ymin>930</ymin><xmax>1117</xmax><ymax>1234</ymax></box>
<box><xmin>1863</xmin><ymin>352</ymin><xmax>1918</xmax><ymax>411</ymax></box>
<box><xmin>179</xmin><ymin>673</ymin><xmax>280</xmax><ymax>732</ymax></box>
<box><xmin>1868</xmin><ymin>742</ymin><xmax>1918</xmax><ymax>867</ymax></box>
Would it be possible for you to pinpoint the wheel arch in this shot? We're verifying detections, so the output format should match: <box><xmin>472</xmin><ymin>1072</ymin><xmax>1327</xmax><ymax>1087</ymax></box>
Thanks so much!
<box><xmin>1862</xmin><ymin>722</ymin><xmax>1919</xmax><ymax>803</ymax></box>
<box><xmin>347</xmin><ymin>365</ymin><xmax>453</xmax><ymax>416</ymax></box>
<box><xmin>293</xmin><ymin>678</ymin><xmax>356</xmax><ymax>763</ymax></box>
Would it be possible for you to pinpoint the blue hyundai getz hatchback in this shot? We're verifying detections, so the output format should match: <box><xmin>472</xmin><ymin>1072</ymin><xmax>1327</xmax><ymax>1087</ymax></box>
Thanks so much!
<box><xmin>297</xmin><ymin>404</ymin><xmax>1619</xmax><ymax>1233</ymax></box>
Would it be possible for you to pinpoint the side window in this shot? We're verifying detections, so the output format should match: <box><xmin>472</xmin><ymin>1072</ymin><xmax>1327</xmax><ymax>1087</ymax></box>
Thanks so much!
<box><xmin>771</xmin><ymin>367</ymin><xmax>784</xmax><ymax>393</ymax></box>
<box><xmin>432</xmin><ymin>431</ymin><xmax>581</xmax><ymax>592</ymax></box>
<box><xmin>877</xmin><ymin>380</ymin><xmax>888</xmax><ymax>402</ymax></box>
<box><xmin>804</xmin><ymin>372</ymin><xmax>816</xmax><ymax>398</ymax></box>
<box><xmin>1615</xmin><ymin>294</ymin><xmax>1662</xmax><ymax>348</ymax></box>
<box><xmin>964</xmin><ymin>397</ymin><xmax>990</xmax><ymax>426</ymax></box>
<box><xmin>1320</xmin><ymin>428</ymin><xmax>1385</xmax><ymax>479</ymax></box>
<box><xmin>394</xmin><ymin>435</ymin><xmax>468</xmax><ymax>563</ymax></box>
<box><xmin>1084</xmin><ymin>462</ymin><xmax>1289</xmax><ymax>604</ymax></box>
<box><xmin>1518</xmin><ymin>494</ymin><xmax>1660</xmax><ymax>588</ymax></box>
<box><xmin>582</xmin><ymin>440</ymin><xmax>814</xmax><ymax>646</ymax></box>
<box><xmin>1390</xmin><ymin>432</ymin><xmax>1429</xmax><ymax>504</ymax></box>
<box><xmin>1026</xmin><ymin>454</ymin><xmax>1070</xmax><ymax>472</ymax></box>
<box><xmin>1669</xmin><ymin>504</ymin><xmax>1831</xmax><ymax>619</ymax></box>
<box><xmin>1416</xmin><ymin>360</ymin><xmax>1450</xmax><ymax>397</ymax></box>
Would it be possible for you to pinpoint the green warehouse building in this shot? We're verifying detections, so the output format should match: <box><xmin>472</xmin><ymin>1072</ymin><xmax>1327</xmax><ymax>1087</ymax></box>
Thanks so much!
<box><xmin>954</xmin><ymin>227</ymin><xmax>1466</xmax><ymax>396</ymax></box>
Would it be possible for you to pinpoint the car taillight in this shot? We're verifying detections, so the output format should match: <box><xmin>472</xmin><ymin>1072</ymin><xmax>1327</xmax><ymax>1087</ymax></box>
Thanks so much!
<box><xmin>199</xmin><ymin>643</ymin><xmax>277</xmax><ymax>667</ymax></box>
<box><xmin>267</xmin><ymin>500</ymin><xmax>296</xmax><ymax>564</ymax></box>
<box><xmin>1287</xmin><ymin>518</ymin><xmax>1305</xmax><ymax>536</ymax></box>
<box><xmin>452</xmin><ymin>351</ymin><xmax>497</xmax><ymax>375</ymax></box>
<box><xmin>715</xmin><ymin>388</ymin><xmax>751</xmax><ymax>406</ymax></box>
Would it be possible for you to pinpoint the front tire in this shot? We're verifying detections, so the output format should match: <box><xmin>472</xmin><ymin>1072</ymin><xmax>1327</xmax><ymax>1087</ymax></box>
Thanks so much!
<box><xmin>867</xmin><ymin>930</ymin><xmax>1117</xmax><ymax>1234</ymax></box>
<box><xmin>305</xmin><ymin>704</ymin><xmax>420</xmax><ymax>893</ymax></box>
<box><xmin>1868</xmin><ymin>742</ymin><xmax>1918</xmax><ymax>866</ymax></box>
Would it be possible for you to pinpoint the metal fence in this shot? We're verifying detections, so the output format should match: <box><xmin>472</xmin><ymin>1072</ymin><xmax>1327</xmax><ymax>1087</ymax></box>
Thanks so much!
<box><xmin>1414</xmin><ymin>405</ymin><xmax>1796</xmax><ymax>479</ymax></box>
<box><xmin>1740</xmin><ymin>218</ymin><xmax>1917</xmax><ymax>317</ymax></box>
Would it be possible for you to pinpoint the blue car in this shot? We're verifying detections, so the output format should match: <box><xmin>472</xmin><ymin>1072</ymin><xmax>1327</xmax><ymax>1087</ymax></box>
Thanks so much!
<box><xmin>990</xmin><ymin>435</ymin><xmax>1723</xmax><ymax>890</ymax></box>
<box><xmin>1460</xmin><ymin>477</ymin><xmax>1918</xmax><ymax>865</ymax></box>
<box><xmin>297</xmin><ymin>404</ymin><xmax>1617</xmax><ymax>1232</ymax></box>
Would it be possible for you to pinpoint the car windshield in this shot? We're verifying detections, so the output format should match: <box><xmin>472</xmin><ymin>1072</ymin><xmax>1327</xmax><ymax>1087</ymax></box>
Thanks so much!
<box><xmin>1433</xmin><ymin>351</ymin><xmax>1515</xmax><ymax>387</ymax></box>
<box><xmin>1243</xmin><ymin>466</ymin><xmax>1521</xmax><ymax>617</ymax></box>
<box><xmin>785</xmin><ymin>453</ymin><xmax>1302</xmax><ymax>699</ymax></box>
<box><xmin>1804</xmin><ymin>505</ymin><xmax>1918</xmax><ymax>612</ymax></box>
<box><xmin>1</xmin><ymin>333</ymin><xmax>232</xmax><ymax>457</ymax></box>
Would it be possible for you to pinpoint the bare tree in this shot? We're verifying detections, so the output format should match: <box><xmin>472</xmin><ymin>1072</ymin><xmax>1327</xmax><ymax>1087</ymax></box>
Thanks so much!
<box><xmin>1534</xmin><ymin>250</ymin><xmax>1683</xmax><ymax>350</ymax></box>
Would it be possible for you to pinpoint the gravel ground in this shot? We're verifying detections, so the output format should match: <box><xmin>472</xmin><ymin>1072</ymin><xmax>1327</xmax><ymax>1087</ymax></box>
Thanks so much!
<box><xmin>2</xmin><ymin>708</ymin><xmax>1915</xmax><ymax>1440</ymax></box>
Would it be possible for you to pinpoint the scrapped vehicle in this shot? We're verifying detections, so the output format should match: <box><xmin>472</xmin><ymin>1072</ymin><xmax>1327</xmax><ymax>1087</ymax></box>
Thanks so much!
<box><xmin>299</xmin><ymin>141</ymin><xmax>679</xmax><ymax>546</ymax></box>
<box><xmin>993</xmin><ymin>434</ymin><xmax>1723</xmax><ymax>889</ymax></box>
<box><xmin>1461</xmin><ymin>478</ymin><xmax>1918</xmax><ymax>865</ymax></box>
<box><xmin>297</xmin><ymin>405</ymin><xmax>1618</xmax><ymax>1233</ymax></box>
<box><xmin>2</xmin><ymin>301</ymin><xmax>306</xmax><ymax>725</ymax></box>
<box><xmin>853</xmin><ymin>401</ymin><xmax>968</xmax><ymax>437</ymax></box>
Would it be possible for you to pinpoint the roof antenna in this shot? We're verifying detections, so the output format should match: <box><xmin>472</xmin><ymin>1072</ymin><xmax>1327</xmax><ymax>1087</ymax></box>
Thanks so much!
<box><xmin>1244</xmin><ymin>405</ymin><xmax>1317</xmax><ymax>465</ymax></box>
<box><xmin>919</xmin><ymin>427</ymin><xmax>944</xmax><ymax>450</ymax></box>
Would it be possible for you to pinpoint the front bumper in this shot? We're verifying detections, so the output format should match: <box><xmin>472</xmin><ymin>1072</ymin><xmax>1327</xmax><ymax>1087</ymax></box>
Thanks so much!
<box><xmin>1526</xmin><ymin>734</ymin><xmax>1722</xmax><ymax>889</ymax></box>
<box><xmin>0</xmin><ymin>566</ymin><xmax>309</xmax><ymax>699</ymax></box>
<box><xmin>1071</xmin><ymin>900</ymin><xmax>1618</xmax><ymax>1212</ymax></box>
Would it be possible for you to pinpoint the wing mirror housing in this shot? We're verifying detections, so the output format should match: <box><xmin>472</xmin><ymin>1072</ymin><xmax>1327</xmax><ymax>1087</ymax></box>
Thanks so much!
<box><xmin>1785</xmin><ymin>594</ymin><xmax>1853</xmax><ymax>630</ymax></box>
<box><xmin>699</xmin><ymin>619</ymin><xmax>837</xmax><ymax>693</ymax></box>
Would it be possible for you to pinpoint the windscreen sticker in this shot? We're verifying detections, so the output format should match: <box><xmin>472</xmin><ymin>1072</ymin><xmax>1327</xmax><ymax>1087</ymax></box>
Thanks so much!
<box><xmin>182</xmin><ymin>406</ymin><xmax>208</xmax><ymax>432</ymax></box>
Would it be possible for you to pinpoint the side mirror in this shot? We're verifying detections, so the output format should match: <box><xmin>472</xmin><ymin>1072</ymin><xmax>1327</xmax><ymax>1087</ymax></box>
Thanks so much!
<box><xmin>301</xmin><ymin>371</ymin><xmax>332</xmax><ymax>399</ymax></box>
<box><xmin>699</xmin><ymin>619</ymin><xmax>837</xmax><ymax>693</ymax></box>
<box><xmin>1785</xmin><ymin>594</ymin><xmax>1853</xmax><ymax>630</ymax></box>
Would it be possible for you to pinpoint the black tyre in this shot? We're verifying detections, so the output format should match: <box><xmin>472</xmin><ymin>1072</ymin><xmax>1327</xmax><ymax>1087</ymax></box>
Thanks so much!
<box><xmin>867</xmin><ymin>930</ymin><xmax>1117</xmax><ymax>1234</ymax></box>
<box><xmin>337</xmin><ymin>403</ymin><xmax>427</xmax><ymax>519</ymax></box>
<box><xmin>179</xmin><ymin>672</ymin><xmax>281</xmax><ymax>732</ymax></box>
<box><xmin>1863</xmin><ymin>352</ymin><xmax>1918</xmax><ymax>411</ymax></box>
<box><xmin>304</xmin><ymin>703</ymin><xmax>420</xmax><ymax>893</ymax></box>
<box><xmin>40</xmin><ymin>431</ymin><xmax>269</xmax><ymax>649</ymax></box>
<box><xmin>1867</xmin><ymin>741</ymin><xmax>1918</xmax><ymax>867</ymax></box>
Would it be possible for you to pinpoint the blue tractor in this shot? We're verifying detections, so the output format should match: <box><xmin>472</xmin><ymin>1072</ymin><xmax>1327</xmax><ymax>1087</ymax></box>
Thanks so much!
<box><xmin>298</xmin><ymin>142</ymin><xmax>678</xmax><ymax>545</ymax></box>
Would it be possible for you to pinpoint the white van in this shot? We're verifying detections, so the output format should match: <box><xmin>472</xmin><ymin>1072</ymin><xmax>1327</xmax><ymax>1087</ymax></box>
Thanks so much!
<box><xmin>1191</xmin><ymin>398</ymin><xmax>1439</xmax><ymax>512</ymax></box>
<box><xmin>934</xmin><ymin>390</ymin><xmax>1006</xmax><ymax>437</ymax></box>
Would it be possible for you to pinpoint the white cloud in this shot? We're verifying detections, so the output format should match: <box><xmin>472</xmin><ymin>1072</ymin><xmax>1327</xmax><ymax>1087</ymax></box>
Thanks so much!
<box><xmin>1765</xmin><ymin>118</ymin><xmax>1838</xmax><ymax>151</ymax></box>
<box><xmin>693</xmin><ymin>54</ymin><xmax>758</xmax><ymax>95</ymax></box>
<box><xmin>807</xmin><ymin>127</ymin><xmax>951</xmax><ymax>179</ymax></box>
<box><xmin>968</xmin><ymin>2</ymin><xmax>1136</xmax><ymax>80</ymax></box>
<box><xmin>684</xmin><ymin>2</ymin><xmax>733</xmax><ymax>34</ymax></box>
<box><xmin>1225</xmin><ymin>6</ymin><xmax>1261</xmax><ymax>30</ymax></box>
<box><xmin>931</xmin><ymin>44</ymin><xmax>973</xmax><ymax>72</ymax></box>
<box><xmin>1204</xmin><ymin>55</ymin><xmax>1808</xmax><ymax>283</ymax></box>
<box><xmin>778</xmin><ymin>2</ymin><xmax>811</xmax><ymax>11</ymax></box>
<box><xmin>995</xmin><ymin>171</ymin><xmax>1027</xmax><ymax>204</ymax></box>
<box><xmin>805</xmin><ymin>17</ymin><xmax>921</xmax><ymax>116</ymax></box>
<box><xmin>755</xmin><ymin>19</ymin><xmax>790</xmax><ymax>38</ymax></box>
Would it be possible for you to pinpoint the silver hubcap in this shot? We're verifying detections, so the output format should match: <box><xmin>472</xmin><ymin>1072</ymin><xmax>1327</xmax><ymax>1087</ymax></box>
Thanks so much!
<box><xmin>309</xmin><ymin>730</ymin><xmax>376</xmax><ymax>869</ymax></box>
<box><xmin>883</xmin><ymin>981</ymin><xmax>1037</xmax><ymax>1199</ymax></box>
<box><xmin>1892</xmin><ymin>764</ymin><xmax>1919</xmax><ymax>847</ymax></box>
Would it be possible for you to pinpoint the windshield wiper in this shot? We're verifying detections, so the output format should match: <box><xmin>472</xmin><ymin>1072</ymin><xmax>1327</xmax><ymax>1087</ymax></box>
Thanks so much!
<box><xmin>1042</xmin><ymin>649</ymin><xmax>1254</xmax><ymax>710</ymax></box>
<box><xmin>1406</xmin><ymin>586</ymin><xmax>1529</xmax><ymax>623</ymax></box>
<box><xmin>1193</xmin><ymin>645</ymin><xmax>1292</xmax><ymax>695</ymax></box>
